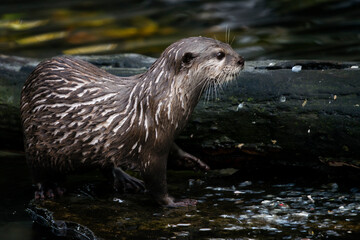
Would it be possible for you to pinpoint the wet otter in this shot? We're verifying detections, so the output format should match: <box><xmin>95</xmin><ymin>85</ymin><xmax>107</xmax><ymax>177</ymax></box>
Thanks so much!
<box><xmin>20</xmin><ymin>37</ymin><xmax>244</xmax><ymax>207</ymax></box>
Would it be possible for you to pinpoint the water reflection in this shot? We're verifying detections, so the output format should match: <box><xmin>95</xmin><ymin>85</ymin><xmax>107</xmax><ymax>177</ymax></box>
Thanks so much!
<box><xmin>1</xmin><ymin>152</ymin><xmax>360</xmax><ymax>239</ymax></box>
<box><xmin>0</xmin><ymin>0</ymin><xmax>359</xmax><ymax>60</ymax></box>
<box><xmin>194</xmin><ymin>178</ymin><xmax>360</xmax><ymax>239</ymax></box>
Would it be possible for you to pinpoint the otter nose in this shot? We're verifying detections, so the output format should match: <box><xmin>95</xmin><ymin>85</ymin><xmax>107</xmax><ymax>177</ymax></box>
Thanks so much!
<box><xmin>237</xmin><ymin>56</ymin><xmax>245</xmax><ymax>67</ymax></box>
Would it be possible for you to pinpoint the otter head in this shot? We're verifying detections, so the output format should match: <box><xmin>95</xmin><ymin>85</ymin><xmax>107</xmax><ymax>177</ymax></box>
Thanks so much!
<box><xmin>159</xmin><ymin>36</ymin><xmax>244</xmax><ymax>99</ymax></box>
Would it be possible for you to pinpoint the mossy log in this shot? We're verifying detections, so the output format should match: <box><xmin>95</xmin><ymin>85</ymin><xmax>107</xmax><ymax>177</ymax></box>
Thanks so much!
<box><xmin>179</xmin><ymin>61</ymin><xmax>360</xmax><ymax>170</ymax></box>
<box><xmin>1</xmin><ymin>54</ymin><xmax>359</xmax><ymax>169</ymax></box>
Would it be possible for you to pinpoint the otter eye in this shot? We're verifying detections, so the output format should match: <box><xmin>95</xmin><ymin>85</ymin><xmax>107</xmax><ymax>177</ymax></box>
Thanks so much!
<box><xmin>216</xmin><ymin>51</ymin><xmax>225</xmax><ymax>60</ymax></box>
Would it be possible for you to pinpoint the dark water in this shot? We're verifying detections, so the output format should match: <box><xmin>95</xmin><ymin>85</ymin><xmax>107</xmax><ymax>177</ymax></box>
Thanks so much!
<box><xmin>0</xmin><ymin>0</ymin><xmax>360</xmax><ymax>60</ymax></box>
<box><xmin>0</xmin><ymin>153</ymin><xmax>34</xmax><ymax>240</ymax></box>
<box><xmin>1</xmin><ymin>153</ymin><xmax>360</xmax><ymax>240</ymax></box>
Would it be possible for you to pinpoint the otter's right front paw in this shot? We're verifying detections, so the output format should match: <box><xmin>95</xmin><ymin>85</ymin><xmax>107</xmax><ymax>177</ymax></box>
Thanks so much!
<box><xmin>157</xmin><ymin>195</ymin><xmax>197</xmax><ymax>208</ymax></box>
<box><xmin>166</xmin><ymin>199</ymin><xmax>197</xmax><ymax>208</ymax></box>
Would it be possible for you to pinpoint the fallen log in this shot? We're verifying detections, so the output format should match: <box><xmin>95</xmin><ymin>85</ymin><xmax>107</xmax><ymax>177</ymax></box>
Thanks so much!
<box><xmin>179</xmin><ymin>60</ymin><xmax>360</xmax><ymax>170</ymax></box>
<box><xmin>1</xmin><ymin>54</ymin><xmax>359</xmax><ymax>169</ymax></box>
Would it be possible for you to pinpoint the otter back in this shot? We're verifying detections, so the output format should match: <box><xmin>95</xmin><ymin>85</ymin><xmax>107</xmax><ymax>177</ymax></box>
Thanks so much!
<box><xmin>21</xmin><ymin>56</ymin><xmax>140</xmax><ymax>171</ymax></box>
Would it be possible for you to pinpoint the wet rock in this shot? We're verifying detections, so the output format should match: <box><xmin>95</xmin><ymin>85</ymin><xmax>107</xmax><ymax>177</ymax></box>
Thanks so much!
<box><xmin>26</xmin><ymin>203</ymin><xmax>97</xmax><ymax>240</ymax></box>
<box><xmin>1</xmin><ymin>54</ymin><xmax>360</xmax><ymax>172</ymax></box>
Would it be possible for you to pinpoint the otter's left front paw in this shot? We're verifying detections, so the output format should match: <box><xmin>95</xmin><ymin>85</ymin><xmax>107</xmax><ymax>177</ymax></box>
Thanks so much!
<box><xmin>159</xmin><ymin>195</ymin><xmax>197</xmax><ymax>208</ymax></box>
<box><xmin>181</xmin><ymin>152</ymin><xmax>210</xmax><ymax>171</ymax></box>
<box><xmin>170</xmin><ymin>143</ymin><xmax>210</xmax><ymax>171</ymax></box>
<box><xmin>169</xmin><ymin>199</ymin><xmax>197</xmax><ymax>208</ymax></box>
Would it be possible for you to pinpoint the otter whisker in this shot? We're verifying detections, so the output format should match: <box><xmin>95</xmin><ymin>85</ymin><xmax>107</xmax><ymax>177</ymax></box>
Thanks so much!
<box><xmin>188</xmin><ymin>74</ymin><xmax>213</xmax><ymax>103</ymax></box>
<box><xmin>208</xmin><ymin>81</ymin><xmax>216</xmax><ymax>103</ymax></box>
<box><xmin>198</xmin><ymin>78</ymin><xmax>211</xmax><ymax>102</ymax></box>
<box><xmin>216</xmin><ymin>74</ymin><xmax>224</xmax><ymax>100</ymax></box>
<box><xmin>230</xmin><ymin>35</ymin><xmax>236</xmax><ymax>46</ymax></box>
<box><xmin>190</xmin><ymin>75</ymin><xmax>209</xmax><ymax>97</ymax></box>
<box><xmin>203</xmin><ymin>82</ymin><xmax>209</xmax><ymax>103</ymax></box>
<box><xmin>225</xmin><ymin>26</ymin><xmax>230</xmax><ymax>44</ymax></box>
<box><xmin>216</xmin><ymin>79</ymin><xmax>225</xmax><ymax>94</ymax></box>
<box><xmin>213</xmin><ymin>80</ymin><xmax>219</xmax><ymax>101</ymax></box>
<box><xmin>205</xmin><ymin>81</ymin><xmax>213</xmax><ymax>103</ymax></box>
<box><xmin>214</xmin><ymin>80</ymin><xmax>220</xmax><ymax>102</ymax></box>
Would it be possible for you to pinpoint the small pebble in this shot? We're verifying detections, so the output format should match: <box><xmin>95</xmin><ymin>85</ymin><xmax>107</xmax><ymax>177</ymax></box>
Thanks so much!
<box><xmin>279</xmin><ymin>95</ymin><xmax>286</xmax><ymax>103</ymax></box>
<box><xmin>239</xmin><ymin>181</ymin><xmax>252</xmax><ymax>187</ymax></box>
<box><xmin>307</xmin><ymin>195</ymin><xmax>315</xmax><ymax>203</ymax></box>
<box><xmin>237</xmin><ymin>102</ymin><xmax>244</xmax><ymax>111</ymax></box>
<box><xmin>295</xmin><ymin>211</ymin><xmax>310</xmax><ymax>218</ymax></box>
<box><xmin>234</xmin><ymin>190</ymin><xmax>244</xmax><ymax>195</ymax></box>
<box><xmin>292</xmin><ymin>65</ymin><xmax>302</xmax><ymax>72</ymax></box>
<box><xmin>113</xmin><ymin>198</ymin><xmax>124</xmax><ymax>203</ymax></box>
<box><xmin>177</xmin><ymin>223</ymin><xmax>191</xmax><ymax>227</ymax></box>
<box><xmin>199</xmin><ymin>228</ymin><xmax>212</xmax><ymax>231</ymax></box>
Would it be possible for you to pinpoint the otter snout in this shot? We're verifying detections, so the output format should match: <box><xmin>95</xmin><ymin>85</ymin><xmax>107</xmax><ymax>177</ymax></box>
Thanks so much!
<box><xmin>237</xmin><ymin>55</ymin><xmax>245</xmax><ymax>68</ymax></box>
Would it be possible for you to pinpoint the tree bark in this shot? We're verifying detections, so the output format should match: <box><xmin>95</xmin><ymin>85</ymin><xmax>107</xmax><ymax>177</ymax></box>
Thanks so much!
<box><xmin>1</xmin><ymin>54</ymin><xmax>359</xmax><ymax>169</ymax></box>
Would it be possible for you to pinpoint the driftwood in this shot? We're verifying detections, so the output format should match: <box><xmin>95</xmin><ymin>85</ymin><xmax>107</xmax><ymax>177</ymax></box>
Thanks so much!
<box><xmin>1</xmin><ymin>54</ymin><xmax>359</xmax><ymax>170</ymax></box>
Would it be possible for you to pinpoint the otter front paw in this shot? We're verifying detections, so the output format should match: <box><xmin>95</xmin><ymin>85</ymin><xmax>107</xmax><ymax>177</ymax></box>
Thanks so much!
<box><xmin>170</xmin><ymin>143</ymin><xmax>210</xmax><ymax>171</ymax></box>
<box><xmin>167</xmin><ymin>198</ymin><xmax>197</xmax><ymax>208</ymax></box>
<box><xmin>159</xmin><ymin>195</ymin><xmax>197</xmax><ymax>208</ymax></box>
<box><xmin>179</xmin><ymin>152</ymin><xmax>210</xmax><ymax>171</ymax></box>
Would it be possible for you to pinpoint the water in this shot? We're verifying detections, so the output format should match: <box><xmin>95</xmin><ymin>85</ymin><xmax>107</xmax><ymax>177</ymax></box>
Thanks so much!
<box><xmin>0</xmin><ymin>153</ymin><xmax>34</xmax><ymax>240</ymax></box>
<box><xmin>0</xmin><ymin>0</ymin><xmax>360</xmax><ymax>60</ymax></box>
<box><xmin>1</xmin><ymin>152</ymin><xmax>359</xmax><ymax>239</ymax></box>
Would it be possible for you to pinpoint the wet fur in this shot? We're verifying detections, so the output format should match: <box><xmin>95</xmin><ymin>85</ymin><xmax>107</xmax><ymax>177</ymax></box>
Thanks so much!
<box><xmin>20</xmin><ymin>37</ymin><xmax>244</xmax><ymax>205</ymax></box>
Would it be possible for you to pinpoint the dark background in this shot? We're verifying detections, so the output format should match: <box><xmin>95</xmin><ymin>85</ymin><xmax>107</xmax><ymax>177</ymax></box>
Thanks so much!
<box><xmin>1</xmin><ymin>0</ymin><xmax>360</xmax><ymax>60</ymax></box>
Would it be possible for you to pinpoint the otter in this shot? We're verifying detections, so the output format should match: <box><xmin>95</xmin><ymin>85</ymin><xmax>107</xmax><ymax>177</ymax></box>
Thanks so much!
<box><xmin>20</xmin><ymin>37</ymin><xmax>244</xmax><ymax>207</ymax></box>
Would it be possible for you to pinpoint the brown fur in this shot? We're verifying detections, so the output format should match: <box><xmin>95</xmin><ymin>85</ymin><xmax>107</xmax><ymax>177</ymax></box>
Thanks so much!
<box><xmin>20</xmin><ymin>37</ymin><xmax>244</xmax><ymax>206</ymax></box>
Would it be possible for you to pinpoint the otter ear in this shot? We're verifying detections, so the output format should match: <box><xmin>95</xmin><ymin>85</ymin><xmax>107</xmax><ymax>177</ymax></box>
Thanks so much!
<box><xmin>181</xmin><ymin>52</ymin><xmax>197</xmax><ymax>67</ymax></box>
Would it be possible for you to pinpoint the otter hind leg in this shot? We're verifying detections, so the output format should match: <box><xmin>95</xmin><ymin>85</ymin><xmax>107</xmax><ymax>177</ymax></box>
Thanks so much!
<box><xmin>169</xmin><ymin>143</ymin><xmax>210</xmax><ymax>171</ymax></box>
<box><xmin>112</xmin><ymin>167</ymin><xmax>145</xmax><ymax>193</ymax></box>
<box><xmin>142</xmin><ymin>153</ymin><xmax>197</xmax><ymax>208</ymax></box>
<box><xmin>34</xmin><ymin>182</ymin><xmax>66</xmax><ymax>200</ymax></box>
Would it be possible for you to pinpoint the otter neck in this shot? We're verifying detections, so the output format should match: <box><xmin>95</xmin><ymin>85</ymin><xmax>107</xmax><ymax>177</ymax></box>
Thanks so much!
<box><xmin>136</xmin><ymin>64</ymin><xmax>204</xmax><ymax>135</ymax></box>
